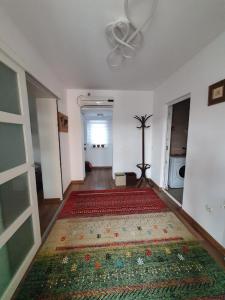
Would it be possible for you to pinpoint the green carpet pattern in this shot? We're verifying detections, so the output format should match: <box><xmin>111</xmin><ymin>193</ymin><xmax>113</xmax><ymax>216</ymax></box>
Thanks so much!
<box><xmin>17</xmin><ymin>241</ymin><xmax>225</xmax><ymax>299</ymax></box>
<box><xmin>16</xmin><ymin>189</ymin><xmax>225</xmax><ymax>299</ymax></box>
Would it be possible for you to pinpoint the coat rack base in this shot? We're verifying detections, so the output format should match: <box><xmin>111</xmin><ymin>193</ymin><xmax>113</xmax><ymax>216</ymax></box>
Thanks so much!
<box><xmin>136</xmin><ymin>163</ymin><xmax>153</xmax><ymax>188</ymax></box>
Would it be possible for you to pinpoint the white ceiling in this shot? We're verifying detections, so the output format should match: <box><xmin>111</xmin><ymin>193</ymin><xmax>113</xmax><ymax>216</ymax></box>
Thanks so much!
<box><xmin>1</xmin><ymin>0</ymin><xmax>225</xmax><ymax>90</ymax></box>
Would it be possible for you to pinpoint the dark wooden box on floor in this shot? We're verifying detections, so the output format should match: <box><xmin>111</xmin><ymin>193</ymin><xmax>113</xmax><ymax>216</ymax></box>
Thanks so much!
<box><xmin>125</xmin><ymin>172</ymin><xmax>137</xmax><ymax>186</ymax></box>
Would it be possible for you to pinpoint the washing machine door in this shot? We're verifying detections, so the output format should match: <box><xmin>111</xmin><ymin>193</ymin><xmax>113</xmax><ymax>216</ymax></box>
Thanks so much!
<box><xmin>168</xmin><ymin>157</ymin><xmax>186</xmax><ymax>188</ymax></box>
<box><xmin>179</xmin><ymin>165</ymin><xmax>185</xmax><ymax>178</ymax></box>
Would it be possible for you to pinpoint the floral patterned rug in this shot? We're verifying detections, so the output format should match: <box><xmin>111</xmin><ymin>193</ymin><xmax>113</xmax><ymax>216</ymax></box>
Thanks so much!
<box><xmin>16</xmin><ymin>189</ymin><xmax>225</xmax><ymax>299</ymax></box>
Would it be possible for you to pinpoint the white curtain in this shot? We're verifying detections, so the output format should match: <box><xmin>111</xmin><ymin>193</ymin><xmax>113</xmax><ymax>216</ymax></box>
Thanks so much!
<box><xmin>87</xmin><ymin>119</ymin><xmax>112</xmax><ymax>144</ymax></box>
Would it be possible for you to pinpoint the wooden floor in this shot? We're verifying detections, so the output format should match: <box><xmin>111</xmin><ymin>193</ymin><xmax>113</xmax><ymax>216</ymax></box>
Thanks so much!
<box><xmin>37</xmin><ymin>191</ymin><xmax>61</xmax><ymax>236</ymax></box>
<box><xmin>70</xmin><ymin>167</ymin><xmax>139</xmax><ymax>191</ymax></box>
<box><xmin>74</xmin><ymin>167</ymin><xmax>116</xmax><ymax>191</ymax></box>
<box><xmin>64</xmin><ymin>168</ymin><xmax>225</xmax><ymax>269</ymax></box>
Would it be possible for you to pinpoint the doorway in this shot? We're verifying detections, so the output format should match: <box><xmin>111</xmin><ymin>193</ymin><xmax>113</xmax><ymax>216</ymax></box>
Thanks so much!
<box><xmin>26</xmin><ymin>75</ymin><xmax>63</xmax><ymax>236</ymax></box>
<box><xmin>81</xmin><ymin>107</ymin><xmax>113</xmax><ymax>183</ymax></box>
<box><xmin>164</xmin><ymin>97</ymin><xmax>190</xmax><ymax>205</ymax></box>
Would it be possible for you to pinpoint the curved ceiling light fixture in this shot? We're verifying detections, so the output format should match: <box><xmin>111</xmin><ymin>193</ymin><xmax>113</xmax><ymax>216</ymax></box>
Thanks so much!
<box><xmin>106</xmin><ymin>0</ymin><xmax>159</xmax><ymax>68</ymax></box>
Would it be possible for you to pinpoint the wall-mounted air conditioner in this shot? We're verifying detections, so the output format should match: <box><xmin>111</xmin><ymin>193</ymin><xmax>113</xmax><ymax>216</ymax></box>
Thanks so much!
<box><xmin>77</xmin><ymin>95</ymin><xmax>114</xmax><ymax>107</ymax></box>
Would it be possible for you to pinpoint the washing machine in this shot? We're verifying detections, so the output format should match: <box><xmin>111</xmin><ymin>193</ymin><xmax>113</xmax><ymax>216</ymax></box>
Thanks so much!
<box><xmin>168</xmin><ymin>156</ymin><xmax>186</xmax><ymax>188</ymax></box>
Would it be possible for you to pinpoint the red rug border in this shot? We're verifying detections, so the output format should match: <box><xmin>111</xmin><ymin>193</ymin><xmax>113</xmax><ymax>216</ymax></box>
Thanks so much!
<box><xmin>69</xmin><ymin>187</ymin><xmax>155</xmax><ymax>195</ymax></box>
<box><xmin>59</xmin><ymin>188</ymin><xmax>168</xmax><ymax>219</ymax></box>
<box><xmin>55</xmin><ymin>237</ymin><xmax>183</xmax><ymax>251</ymax></box>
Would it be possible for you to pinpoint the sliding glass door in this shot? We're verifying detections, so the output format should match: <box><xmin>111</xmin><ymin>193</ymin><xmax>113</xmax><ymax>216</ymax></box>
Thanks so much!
<box><xmin>0</xmin><ymin>50</ymin><xmax>41</xmax><ymax>299</ymax></box>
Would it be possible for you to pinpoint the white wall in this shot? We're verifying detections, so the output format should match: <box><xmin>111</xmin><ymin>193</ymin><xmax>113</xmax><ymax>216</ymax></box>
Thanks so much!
<box><xmin>67</xmin><ymin>89</ymin><xmax>154</xmax><ymax>180</ymax></box>
<box><xmin>0</xmin><ymin>7</ymin><xmax>63</xmax><ymax>98</ymax></box>
<box><xmin>0</xmin><ymin>7</ymin><xmax>71</xmax><ymax>193</ymax></box>
<box><xmin>152</xmin><ymin>30</ymin><xmax>225</xmax><ymax>247</ymax></box>
<box><xmin>36</xmin><ymin>99</ymin><xmax>63</xmax><ymax>200</ymax></box>
<box><xmin>112</xmin><ymin>90</ymin><xmax>153</xmax><ymax>178</ymax></box>
<box><xmin>67</xmin><ymin>89</ymin><xmax>86</xmax><ymax>181</ymax></box>
<box><xmin>85</xmin><ymin>145</ymin><xmax>113</xmax><ymax>167</ymax></box>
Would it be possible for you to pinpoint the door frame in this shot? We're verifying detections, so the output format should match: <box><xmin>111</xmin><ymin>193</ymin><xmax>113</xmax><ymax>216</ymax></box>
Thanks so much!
<box><xmin>81</xmin><ymin>105</ymin><xmax>114</xmax><ymax>174</ymax></box>
<box><xmin>26</xmin><ymin>73</ymin><xmax>63</xmax><ymax>200</ymax></box>
<box><xmin>0</xmin><ymin>50</ymin><xmax>41</xmax><ymax>300</ymax></box>
<box><xmin>162</xmin><ymin>93</ymin><xmax>191</xmax><ymax>206</ymax></box>
<box><xmin>163</xmin><ymin>104</ymin><xmax>173</xmax><ymax>190</ymax></box>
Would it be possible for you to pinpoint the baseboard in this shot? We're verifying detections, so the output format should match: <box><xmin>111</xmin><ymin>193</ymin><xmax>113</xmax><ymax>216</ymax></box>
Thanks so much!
<box><xmin>41</xmin><ymin>200</ymin><xmax>64</xmax><ymax>242</ymax></box>
<box><xmin>40</xmin><ymin>198</ymin><xmax>61</xmax><ymax>204</ymax></box>
<box><xmin>63</xmin><ymin>182</ymin><xmax>72</xmax><ymax>198</ymax></box>
<box><xmin>71</xmin><ymin>180</ymin><xmax>85</xmax><ymax>185</ymax></box>
<box><xmin>92</xmin><ymin>166</ymin><xmax>112</xmax><ymax>169</ymax></box>
<box><xmin>180</xmin><ymin>208</ymin><xmax>225</xmax><ymax>256</ymax></box>
<box><xmin>150</xmin><ymin>179</ymin><xmax>225</xmax><ymax>257</ymax></box>
<box><xmin>149</xmin><ymin>178</ymin><xmax>161</xmax><ymax>191</ymax></box>
<box><xmin>63</xmin><ymin>180</ymin><xmax>85</xmax><ymax>199</ymax></box>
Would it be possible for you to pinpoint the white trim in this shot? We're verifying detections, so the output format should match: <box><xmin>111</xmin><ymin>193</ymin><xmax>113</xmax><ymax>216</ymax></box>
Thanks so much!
<box><xmin>163</xmin><ymin>105</ymin><xmax>173</xmax><ymax>189</ymax></box>
<box><xmin>0</xmin><ymin>164</ymin><xmax>28</xmax><ymax>184</ymax></box>
<box><xmin>0</xmin><ymin>37</ymin><xmax>60</xmax><ymax>99</ymax></box>
<box><xmin>0</xmin><ymin>49</ymin><xmax>23</xmax><ymax>75</ymax></box>
<box><xmin>166</xmin><ymin>93</ymin><xmax>191</xmax><ymax>106</ymax></box>
<box><xmin>162</xmin><ymin>188</ymin><xmax>182</xmax><ymax>207</ymax></box>
<box><xmin>0</xmin><ymin>48</ymin><xmax>41</xmax><ymax>298</ymax></box>
<box><xmin>162</xmin><ymin>93</ymin><xmax>191</xmax><ymax>201</ymax></box>
<box><xmin>27</xmin><ymin>167</ymin><xmax>41</xmax><ymax>243</ymax></box>
<box><xmin>1</xmin><ymin>242</ymin><xmax>39</xmax><ymax>300</ymax></box>
<box><xmin>20</xmin><ymin>71</ymin><xmax>35</xmax><ymax>165</ymax></box>
<box><xmin>0</xmin><ymin>207</ymin><xmax>32</xmax><ymax>248</ymax></box>
<box><xmin>0</xmin><ymin>111</ymin><xmax>23</xmax><ymax>124</ymax></box>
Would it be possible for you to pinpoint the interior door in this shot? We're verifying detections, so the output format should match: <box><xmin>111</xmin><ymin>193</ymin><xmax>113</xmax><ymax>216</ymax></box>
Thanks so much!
<box><xmin>163</xmin><ymin>105</ymin><xmax>173</xmax><ymax>189</ymax></box>
<box><xmin>0</xmin><ymin>50</ymin><xmax>41</xmax><ymax>299</ymax></box>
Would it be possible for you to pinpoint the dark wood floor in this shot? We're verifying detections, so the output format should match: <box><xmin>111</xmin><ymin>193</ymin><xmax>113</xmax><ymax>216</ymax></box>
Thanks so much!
<box><xmin>70</xmin><ymin>167</ymin><xmax>140</xmax><ymax>191</ymax></box>
<box><xmin>75</xmin><ymin>167</ymin><xmax>116</xmax><ymax>190</ymax></box>
<box><xmin>37</xmin><ymin>191</ymin><xmax>61</xmax><ymax>236</ymax></box>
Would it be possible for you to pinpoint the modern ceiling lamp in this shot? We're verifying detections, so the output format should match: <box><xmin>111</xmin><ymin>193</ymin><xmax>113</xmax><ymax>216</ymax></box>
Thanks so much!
<box><xmin>106</xmin><ymin>0</ymin><xmax>159</xmax><ymax>68</ymax></box>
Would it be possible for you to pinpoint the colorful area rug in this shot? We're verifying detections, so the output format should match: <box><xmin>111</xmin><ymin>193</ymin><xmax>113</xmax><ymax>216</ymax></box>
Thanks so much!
<box><xmin>58</xmin><ymin>188</ymin><xmax>167</xmax><ymax>219</ymax></box>
<box><xmin>16</xmin><ymin>188</ymin><xmax>225</xmax><ymax>299</ymax></box>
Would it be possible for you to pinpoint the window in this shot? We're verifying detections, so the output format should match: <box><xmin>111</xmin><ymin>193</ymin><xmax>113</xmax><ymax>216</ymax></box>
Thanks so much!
<box><xmin>87</xmin><ymin>119</ymin><xmax>111</xmax><ymax>145</ymax></box>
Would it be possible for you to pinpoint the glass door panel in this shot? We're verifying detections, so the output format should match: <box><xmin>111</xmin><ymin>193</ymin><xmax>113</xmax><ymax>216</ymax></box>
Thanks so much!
<box><xmin>0</xmin><ymin>217</ymin><xmax>34</xmax><ymax>298</ymax></box>
<box><xmin>0</xmin><ymin>49</ymin><xmax>41</xmax><ymax>299</ymax></box>
<box><xmin>0</xmin><ymin>61</ymin><xmax>20</xmax><ymax>115</ymax></box>
<box><xmin>0</xmin><ymin>173</ymin><xmax>30</xmax><ymax>234</ymax></box>
<box><xmin>0</xmin><ymin>123</ymin><xmax>26</xmax><ymax>172</ymax></box>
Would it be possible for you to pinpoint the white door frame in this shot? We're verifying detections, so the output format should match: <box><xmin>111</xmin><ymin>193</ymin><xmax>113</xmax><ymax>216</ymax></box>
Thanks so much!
<box><xmin>163</xmin><ymin>105</ymin><xmax>173</xmax><ymax>190</ymax></box>
<box><xmin>162</xmin><ymin>93</ymin><xmax>191</xmax><ymax>206</ymax></box>
<box><xmin>0</xmin><ymin>50</ymin><xmax>41</xmax><ymax>300</ymax></box>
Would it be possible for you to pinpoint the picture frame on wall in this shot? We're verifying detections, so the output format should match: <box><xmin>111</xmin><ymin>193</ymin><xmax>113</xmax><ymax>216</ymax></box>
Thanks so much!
<box><xmin>58</xmin><ymin>112</ymin><xmax>68</xmax><ymax>132</ymax></box>
<box><xmin>208</xmin><ymin>79</ymin><xmax>225</xmax><ymax>106</ymax></box>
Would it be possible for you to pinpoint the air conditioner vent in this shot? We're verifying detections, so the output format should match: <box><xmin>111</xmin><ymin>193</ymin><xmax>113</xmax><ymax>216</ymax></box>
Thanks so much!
<box><xmin>77</xmin><ymin>95</ymin><xmax>114</xmax><ymax>107</ymax></box>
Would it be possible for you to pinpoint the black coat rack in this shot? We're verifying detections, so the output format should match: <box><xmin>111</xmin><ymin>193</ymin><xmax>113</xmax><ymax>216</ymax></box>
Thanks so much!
<box><xmin>134</xmin><ymin>114</ymin><xmax>153</xmax><ymax>187</ymax></box>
